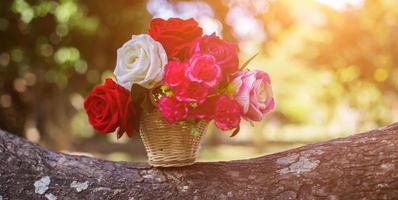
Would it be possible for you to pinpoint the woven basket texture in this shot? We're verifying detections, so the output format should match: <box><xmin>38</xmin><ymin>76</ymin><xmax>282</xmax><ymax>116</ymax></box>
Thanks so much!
<box><xmin>139</xmin><ymin>110</ymin><xmax>208</xmax><ymax>167</ymax></box>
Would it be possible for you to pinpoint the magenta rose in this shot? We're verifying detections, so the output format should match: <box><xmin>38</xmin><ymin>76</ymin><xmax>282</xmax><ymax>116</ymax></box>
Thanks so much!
<box><xmin>173</xmin><ymin>79</ymin><xmax>209</xmax><ymax>104</ymax></box>
<box><xmin>158</xmin><ymin>96</ymin><xmax>189</xmax><ymax>123</ymax></box>
<box><xmin>189</xmin><ymin>34</ymin><xmax>239</xmax><ymax>79</ymax></box>
<box><xmin>164</xmin><ymin>60</ymin><xmax>185</xmax><ymax>87</ymax></box>
<box><xmin>185</xmin><ymin>54</ymin><xmax>221</xmax><ymax>88</ymax></box>
<box><xmin>189</xmin><ymin>95</ymin><xmax>219</xmax><ymax>120</ymax></box>
<box><xmin>214</xmin><ymin>95</ymin><xmax>242</xmax><ymax>131</ymax></box>
<box><xmin>231</xmin><ymin>70</ymin><xmax>275</xmax><ymax>122</ymax></box>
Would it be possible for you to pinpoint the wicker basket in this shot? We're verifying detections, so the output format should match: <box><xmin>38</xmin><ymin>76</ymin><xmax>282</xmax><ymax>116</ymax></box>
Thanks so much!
<box><xmin>139</xmin><ymin>110</ymin><xmax>208</xmax><ymax>167</ymax></box>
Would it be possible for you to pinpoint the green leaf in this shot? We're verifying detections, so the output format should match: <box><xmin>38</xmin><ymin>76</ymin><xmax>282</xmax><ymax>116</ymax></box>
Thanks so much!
<box><xmin>165</xmin><ymin>91</ymin><xmax>173</xmax><ymax>97</ymax></box>
<box><xmin>160</xmin><ymin>85</ymin><xmax>169</xmax><ymax>93</ymax></box>
<box><xmin>230</xmin><ymin>125</ymin><xmax>240</xmax><ymax>137</ymax></box>
<box><xmin>189</xmin><ymin>102</ymin><xmax>198</xmax><ymax>108</ymax></box>
<box><xmin>240</xmin><ymin>53</ymin><xmax>259</xmax><ymax>70</ymax></box>
<box><xmin>130</xmin><ymin>84</ymin><xmax>150</xmax><ymax>134</ymax></box>
<box><xmin>140</xmin><ymin>95</ymin><xmax>155</xmax><ymax>113</ymax></box>
<box><xmin>226</xmin><ymin>83</ymin><xmax>236</xmax><ymax>95</ymax></box>
<box><xmin>178</xmin><ymin>121</ymin><xmax>186</xmax><ymax>126</ymax></box>
<box><xmin>130</xmin><ymin>83</ymin><xmax>148</xmax><ymax>105</ymax></box>
<box><xmin>132</xmin><ymin>109</ymin><xmax>142</xmax><ymax>135</ymax></box>
<box><xmin>191</xmin><ymin>127</ymin><xmax>200</xmax><ymax>137</ymax></box>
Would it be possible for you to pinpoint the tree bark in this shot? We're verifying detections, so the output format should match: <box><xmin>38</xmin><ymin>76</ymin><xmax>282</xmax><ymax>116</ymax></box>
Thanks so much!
<box><xmin>1</xmin><ymin>123</ymin><xmax>398</xmax><ymax>200</ymax></box>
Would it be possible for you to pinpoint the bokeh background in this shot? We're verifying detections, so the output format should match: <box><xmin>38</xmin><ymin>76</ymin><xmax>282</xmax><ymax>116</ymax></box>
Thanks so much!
<box><xmin>1</xmin><ymin>0</ymin><xmax>397</xmax><ymax>162</ymax></box>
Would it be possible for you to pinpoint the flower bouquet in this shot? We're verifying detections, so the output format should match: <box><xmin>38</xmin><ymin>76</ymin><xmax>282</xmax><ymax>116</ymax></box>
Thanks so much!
<box><xmin>84</xmin><ymin>18</ymin><xmax>275</xmax><ymax>167</ymax></box>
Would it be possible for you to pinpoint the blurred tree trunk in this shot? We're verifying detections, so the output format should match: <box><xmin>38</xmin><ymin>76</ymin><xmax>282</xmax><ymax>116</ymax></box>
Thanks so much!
<box><xmin>1</xmin><ymin>123</ymin><xmax>398</xmax><ymax>200</ymax></box>
<box><xmin>35</xmin><ymin>85</ymin><xmax>74</xmax><ymax>150</ymax></box>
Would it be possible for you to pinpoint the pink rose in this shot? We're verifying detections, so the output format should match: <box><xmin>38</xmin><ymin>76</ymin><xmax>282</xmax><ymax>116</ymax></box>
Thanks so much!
<box><xmin>214</xmin><ymin>95</ymin><xmax>242</xmax><ymax>131</ymax></box>
<box><xmin>231</xmin><ymin>70</ymin><xmax>275</xmax><ymax>122</ymax></box>
<box><xmin>189</xmin><ymin>34</ymin><xmax>239</xmax><ymax>79</ymax></box>
<box><xmin>158</xmin><ymin>96</ymin><xmax>189</xmax><ymax>123</ymax></box>
<box><xmin>173</xmin><ymin>79</ymin><xmax>209</xmax><ymax>104</ymax></box>
<box><xmin>164</xmin><ymin>61</ymin><xmax>185</xmax><ymax>87</ymax></box>
<box><xmin>185</xmin><ymin>54</ymin><xmax>221</xmax><ymax>88</ymax></box>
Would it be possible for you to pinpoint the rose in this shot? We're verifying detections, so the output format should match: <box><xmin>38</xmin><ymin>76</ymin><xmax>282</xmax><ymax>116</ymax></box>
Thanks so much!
<box><xmin>114</xmin><ymin>34</ymin><xmax>167</xmax><ymax>90</ymax></box>
<box><xmin>231</xmin><ymin>70</ymin><xmax>275</xmax><ymax>122</ymax></box>
<box><xmin>185</xmin><ymin>54</ymin><xmax>221</xmax><ymax>88</ymax></box>
<box><xmin>189</xmin><ymin>95</ymin><xmax>219</xmax><ymax>120</ymax></box>
<box><xmin>84</xmin><ymin>79</ymin><xmax>135</xmax><ymax>138</ymax></box>
<box><xmin>163</xmin><ymin>60</ymin><xmax>185</xmax><ymax>87</ymax></box>
<box><xmin>164</xmin><ymin>54</ymin><xmax>220</xmax><ymax>105</ymax></box>
<box><xmin>149</xmin><ymin>18</ymin><xmax>203</xmax><ymax>60</ymax></box>
<box><xmin>173</xmin><ymin>79</ymin><xmax>209</xmax><ymax>104</ymax></box>
<box><xmin>189</xmin><ymin>34</ymin><xmax>239</xmax><ymax>78</ymax></box>
<box><xmin>163</xmin><ymin>58</ymin><xmax>211</xmax><ymax>104</ymax></box>
<box><xmin>158</xmin><ymin>96</ymin><xmax>189</xmax><ymax>123</ymax></box>
<box><xmin>214</xmin><ymin>95</ymin><xmax>242</xmax><ymax>131</ymax></box>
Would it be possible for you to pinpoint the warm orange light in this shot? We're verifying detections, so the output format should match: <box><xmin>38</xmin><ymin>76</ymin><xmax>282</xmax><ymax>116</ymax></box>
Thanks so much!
<box><xmin>315</xmin><ymin>0</ymin><xmax>363</xmax><ymax>10</ymax></box>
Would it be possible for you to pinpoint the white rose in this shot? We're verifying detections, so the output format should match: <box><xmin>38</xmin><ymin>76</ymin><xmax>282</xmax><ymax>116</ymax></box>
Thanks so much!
<box><xmin>114</xmin><ymin>34</ymin><xmax>168</xmax><ymax>90</ymax></box>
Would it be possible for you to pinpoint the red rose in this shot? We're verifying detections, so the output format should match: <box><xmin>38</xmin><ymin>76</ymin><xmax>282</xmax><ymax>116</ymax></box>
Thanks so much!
<box><xmin>149</xmin><ymin>18</ymin><xmax>203</xmax><ymax>60</ymax></box>
<box><xmin>189</xmin><ymin>34</ymin><xmax>239</xmax><ymax>79</ymax></box>
<box><xmin>84</xmin><ymin>79</ymin><xmax>135</xmax><ymax>138</ymax></box>
<box><xmin>214</xmin><ymin>95</ymin><xmax>242</xmax><ymax>131</ymax></box>
<box><xmin>158</xmin><ymin>96</ymin><xmax>189</xmax><ymax>123</ymax></box>
<box><xmin>185</xmin><ymin>54</ymin><xmax>221</xmax><ymax>88</ymax></box>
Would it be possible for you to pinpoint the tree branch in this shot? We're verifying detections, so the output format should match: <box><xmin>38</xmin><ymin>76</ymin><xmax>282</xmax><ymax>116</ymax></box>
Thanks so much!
<box><xmin>1</xmin><ymin>123</ymin><xmax>398</xmax><ymax>200</ymax></box>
